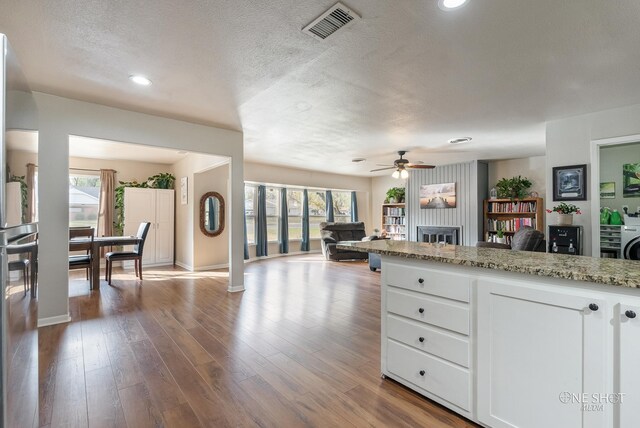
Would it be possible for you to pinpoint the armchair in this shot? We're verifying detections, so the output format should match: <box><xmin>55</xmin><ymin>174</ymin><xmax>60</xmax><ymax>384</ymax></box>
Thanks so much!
<box><xmin>476</xmin><ymin>226</ymin><xmax>545</xmax><ymax>252</ymax></box>
<box><xmin>320</xmin><ymin>222</ymin><xmax>369</xmax><ymax>261</ymax></box>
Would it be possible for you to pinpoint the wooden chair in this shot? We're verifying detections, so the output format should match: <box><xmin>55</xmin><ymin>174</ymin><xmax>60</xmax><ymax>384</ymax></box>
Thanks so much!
<box><xmin>69</xmin><ymin>228</ymin><xmax>94</xmax><ymax>282</ymax></box>
<box><xmin>105</xmin><ymin>222</ymin><xmax>151</xmax><ymax>285</ymax></box>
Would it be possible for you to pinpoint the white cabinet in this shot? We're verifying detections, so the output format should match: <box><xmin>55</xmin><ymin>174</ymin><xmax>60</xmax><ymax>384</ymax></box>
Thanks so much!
<box><xmin>616</xmin><ymin>300</ymin><xmax>640</xmax><ymax>427</ymax></box>
<box><xmin>381</xmin><ymin>261</ymin><xmax>474</xmax><ymax>417</ymax></box>
<box><xmin>124</xmin><ymin>188</ymin><xmax>174</xmax><ymax>266</ymax></box>
<box><xmin>477</xmin><ymin>279</ymin><xmax>608</xmax><ymax>428</ymax></box>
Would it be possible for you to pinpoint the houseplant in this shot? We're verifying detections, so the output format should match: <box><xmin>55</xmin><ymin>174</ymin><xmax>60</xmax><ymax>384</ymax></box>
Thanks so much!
<box><xmin>385</xmin><ymin>187</ymin><xmax>405</xmax><ymax>203</ymax></box>
<box><xmin>495</xmin><ymin>176</ymin><xmax>532</xmax><ymax>199</ymax></box>
<box><xmin>546</xmin><ymin>202</ymin><xmax>581</xmax><ymax>225</ymax></box>
<box><xmin>495</xmin><ymin>228</ymin><xmax>506</xmax><ymax>244</ymax></box>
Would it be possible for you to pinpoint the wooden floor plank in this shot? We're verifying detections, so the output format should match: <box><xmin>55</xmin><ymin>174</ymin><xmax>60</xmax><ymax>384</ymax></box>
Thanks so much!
<box><xmin>39</xmin><ymin>256</ymin><xmax>478</xmax><ymax>428</ymax></box>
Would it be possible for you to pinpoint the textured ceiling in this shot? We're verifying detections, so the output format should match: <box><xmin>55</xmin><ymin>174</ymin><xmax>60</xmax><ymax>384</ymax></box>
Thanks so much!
<box><xmin>2</xmin><ymin>0</ymin><xmax>640</xmax><ymax>175</ymax></box>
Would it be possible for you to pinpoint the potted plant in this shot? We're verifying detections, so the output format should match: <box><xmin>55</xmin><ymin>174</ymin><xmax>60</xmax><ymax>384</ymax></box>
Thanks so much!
<box><xmin>546</xmin><ymin>202</ymin><xmax>581</xmax><ymax>225</ymax></box>
<box><xmin>495</xmin><ymin>176</ymin><xmax>532</xmax><ymax>199</ymax></box>
<box><xmin>385</xmin><ymin>187</ymin><xmax>406</xmax><ymax>204</ymax></box>
<box><xmin>495</xmin><ymin>228</ymin><xmax>507</xmax><ymax>244</ymax></box>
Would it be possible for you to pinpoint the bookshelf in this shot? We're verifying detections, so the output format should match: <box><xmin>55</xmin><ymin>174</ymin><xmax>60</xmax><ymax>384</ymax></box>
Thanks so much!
<box><xmin>483</xmin><ymin>198</ymin><xmax>544</xmax><ymax>245</ymax></box>
<box><xmin>382</xmin><ymin>203</ymin><xmax>406</xmax><ymax>241</ymax></box>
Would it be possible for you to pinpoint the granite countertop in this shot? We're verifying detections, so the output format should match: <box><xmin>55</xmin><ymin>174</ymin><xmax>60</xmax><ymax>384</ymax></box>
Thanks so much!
<box><xmin>337</xmin><ymin>240</ymin><xmax>640</xmax><ymax>288</ymax></box>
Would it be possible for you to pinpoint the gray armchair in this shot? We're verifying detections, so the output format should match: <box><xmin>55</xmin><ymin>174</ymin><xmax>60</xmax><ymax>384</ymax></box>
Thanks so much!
<box><xmin>476</xmin><ymin>226</ymin><xmax>545</xmax><ymax>252</ymax></box>
<box><xmin>320</xmin><ymin>222</ymin><xmax>369</xmax><ymax>261</ymax></box>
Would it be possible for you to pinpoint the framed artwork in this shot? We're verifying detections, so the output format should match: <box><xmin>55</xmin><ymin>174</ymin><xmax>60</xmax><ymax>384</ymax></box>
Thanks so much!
<box><xmin>181</xmin><ymin>177</ymin><xmax>188</xmax><ymax>205</ymax></box>
<box><xmin>419</xmin><ymin>182</ymin><xmax>456</xmax><ymax>209</ymax></box>
<box><xmin>552</xmin><ymin>164</ymin><xmax>587</xmax><ymax>201</ymax></box>
<box><xmin>623</xmin><ymin>163</ymin><xmax>640</xmax><ymax>197</ymax></box>
<box><xmin>600</xmin><ymin>182</ymin><xmax>615</xmax><ymax>199</ymax></box>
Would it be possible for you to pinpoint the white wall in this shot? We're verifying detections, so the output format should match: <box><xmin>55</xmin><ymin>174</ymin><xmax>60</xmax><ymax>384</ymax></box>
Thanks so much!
<box><xmin>599</xmin><ymin>142</ymin><xmax>640</xmax><ymax>214</ymax></box>
<box><xmin>546</xmin><ymin>102</ymin><xmax>640</xmax><ymax>256</ymax></box>
<box><xmin>193</xmin><ymin>164</ymin><xmax>229</xmax><ymax>269</ymax></box>
<box><xmin>488</xmin><ymin>156</ymin><xmax>546</xmax><ymax>198</ymax></box>
<box><xmin>35</xmin><ymin>93</ymin><xmax>244</xmax><ymax>325</ymax></box>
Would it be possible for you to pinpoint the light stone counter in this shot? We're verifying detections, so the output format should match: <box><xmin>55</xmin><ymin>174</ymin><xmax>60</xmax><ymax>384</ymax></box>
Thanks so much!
<box><xmin>337</xmin><ymin>240</ymin><xmax>640</xmax><ymax>288</ymax></box>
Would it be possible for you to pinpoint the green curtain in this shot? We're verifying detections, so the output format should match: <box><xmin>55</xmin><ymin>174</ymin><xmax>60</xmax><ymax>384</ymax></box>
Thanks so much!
<box><xmin>301</xmin><ymin>189</ymin><xmax>310</xmax><ymax>251</ymax></box>
<box><xmin>243</xmin><ymin>207</ymin><xmax>249</xmax><ymax>260</ymax></box>
<box><xmin>325</xmin><ymin>190</ymin><xmax>334</xmax><ymax>222</ymax></box>
<box><xmin>279</xmin><ymin>188</ymin><xmax>289</xmax><ymax>253</ymax></box>
<box><xmin>351</xmin><ymin>191</ymin><xmax>358</xmax><ymax>222</ymax></box>
<box><xmin>256</xmin><ymin>185</ymin><xmax>268</xmax><ymax>257</ymax></box>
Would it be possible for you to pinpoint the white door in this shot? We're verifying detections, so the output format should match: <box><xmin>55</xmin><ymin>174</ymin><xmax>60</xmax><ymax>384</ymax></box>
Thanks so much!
<box><xmin>477</xmin><ymin>279</ymin><xmax>607</xmax><ymax>428</ymax></box>
<box><xmin>617</xmin><ymin>301</ymin><xmax>640</xmax><ymax>427</ymax></box>
<box><xmin>154</xmin><ymin>189</ymin><xmax>174</xmax><ymax>264</ymax></box>
<box><xmin>124</xmin><ymin>188</ymin><xmax>156</xmax><ymax>265</ymax></box>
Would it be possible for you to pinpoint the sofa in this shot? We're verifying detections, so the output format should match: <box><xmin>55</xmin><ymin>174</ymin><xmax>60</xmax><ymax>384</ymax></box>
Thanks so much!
<box><xmin>320</xmin><ymin>222</ymin><xmax>369</xmax><ymax>261</ymax></box>
<box><xmin>476</xmin><ymin>226</ymin><xmax>546</xmax><ymax>252</ymax></box>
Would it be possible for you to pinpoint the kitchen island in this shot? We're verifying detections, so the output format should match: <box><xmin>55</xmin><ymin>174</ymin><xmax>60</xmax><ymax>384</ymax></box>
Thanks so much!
<box><xmin>338</xmin><ymin>240</ymin><xmax>640</xmax><ymax>428</ymax></box>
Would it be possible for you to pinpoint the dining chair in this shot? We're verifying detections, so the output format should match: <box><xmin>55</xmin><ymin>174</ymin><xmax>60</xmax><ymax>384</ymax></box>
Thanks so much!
<box><xmin>69</xmin><ymin>228</ymin><xmax>94</xmax><ymax>282</ymax></box>
<box><xmin>7</xmin><ymin>237</ymin><xmax>39</xmax><ymax>297</ymax></box>
<box><xmin>105</xmin><ymin>222</ymin><xmax>151</xmax><ymax>285</ymax></box>
<box><xmin>8</xmin><ymin>259</ymin><xmax>30</xmax><ymax>295</ymax></box>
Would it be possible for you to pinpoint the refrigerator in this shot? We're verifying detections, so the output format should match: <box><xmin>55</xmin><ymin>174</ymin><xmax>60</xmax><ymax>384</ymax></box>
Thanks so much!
<box><xmin>0</xmin><ymin>34</ymin><xmax>39</xmax><ymax>427</ymax></box>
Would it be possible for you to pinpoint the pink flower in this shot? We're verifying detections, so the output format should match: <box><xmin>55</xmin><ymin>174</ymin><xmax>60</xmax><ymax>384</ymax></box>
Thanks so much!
<box><xmin>545</xmin><ymin>209</ymin><xmax>552</xmax><ymax>213</ymax></box>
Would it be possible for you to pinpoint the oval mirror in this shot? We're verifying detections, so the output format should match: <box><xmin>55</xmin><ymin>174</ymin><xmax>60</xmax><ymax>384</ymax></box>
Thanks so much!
<box><xmin>200</xmin><ymin>192</ymin><xmax>225</xmax><ymax>237</ymax></box>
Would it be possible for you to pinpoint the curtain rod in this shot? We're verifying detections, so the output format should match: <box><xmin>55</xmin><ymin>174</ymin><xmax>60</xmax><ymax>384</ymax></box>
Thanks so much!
<box><xmin>27</xmin><ymin>164</ymin><xmax>117</xmax><ymax>173</ymax></box>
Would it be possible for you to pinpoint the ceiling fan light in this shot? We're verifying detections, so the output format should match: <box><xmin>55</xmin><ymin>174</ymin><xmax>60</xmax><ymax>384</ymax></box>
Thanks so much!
<box><xmin>400</xmin><ymin>169</ymin><xmax>409</xmax><ymax>179</ymax></box>
<box><xmin>392</xmin><ymin>170</ymin><xmax>400</xmax><ymax>179</ymax></box>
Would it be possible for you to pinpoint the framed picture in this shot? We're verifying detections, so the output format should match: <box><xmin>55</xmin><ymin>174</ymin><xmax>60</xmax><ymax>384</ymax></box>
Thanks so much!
<box><xmin>600</xmin><ymin>182</ymin><xmax>615</xmax><ymax>199</ymax></box>
<box><xmin>180</xmin><ymin>177</ymin><xmax>188</xmax><ymax>205</ymax></box>
<box><xmin>552</xmin><ymin>164</ymin><xmax>587</xmax><ymax>201</ymax></box>
<box><xmin>623</xmin><ymin>163</ymin><xmax>640</xmax><ymax>198</ymax></box>
<box><xmin>419</xmin><ymin>182</ymin><xmax>456</xmax><ymax>209</ymax></box>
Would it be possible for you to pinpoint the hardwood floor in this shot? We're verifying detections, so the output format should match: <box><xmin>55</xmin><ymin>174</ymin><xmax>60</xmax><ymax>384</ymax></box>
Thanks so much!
<box><xmin>39</xmin><ymin>255</ymin><xmax>478</xmax><ymax>427</ymax></box>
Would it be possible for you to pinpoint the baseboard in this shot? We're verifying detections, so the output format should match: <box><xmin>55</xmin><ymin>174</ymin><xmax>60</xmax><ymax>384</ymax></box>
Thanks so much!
<box><xmin>38</xmin><ymin>314</ymin><xmax>72</xmax><ymax>328</ymax></box>
<box><xmin>194</xmin><ymin>263</ymin><xmax>229</xmax><ymax>271</ymax></box>
<box><xmin>244</xmin><ymin>250</ymin><xmax>321</xmax><ymax>264</ymax></box>
<box><xmin>227</xmin><ymin>284</ymin><xmax>245</xmax><ymax>293</ymax></box>
<box><xmin>174</xmin><ymin>261</ymin><xmax>193</xmax><ymax>271</ymax></box>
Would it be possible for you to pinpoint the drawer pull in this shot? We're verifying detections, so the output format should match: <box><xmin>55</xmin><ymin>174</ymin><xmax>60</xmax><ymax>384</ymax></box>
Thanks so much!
<box><xmin>418</xmin><ymin>278</ymin><xmax>424</xmax><ymax>284</ymax></box>
<box><xmin>418</xmin><ymin>308</ymin><xmax>425</xmax><ymax>314</ymax></box>
<box><xmin>419</xmin><ymin>370</ymin><xmax>426</xmax><ymax>376</ymax></box>
<box><xmin>418</xmin><ymin>337</ymin><xmax>425</xmax><ymax>343</ymax></box>
<box><xmin>626</xmin><ymin>310</ymin><xmax>637</xmax><ymax>319</ymax></box>
<box><xmin>589</xmin><ymin>303</ymin><xmax>599</xmax><ymax>312</ymax></box>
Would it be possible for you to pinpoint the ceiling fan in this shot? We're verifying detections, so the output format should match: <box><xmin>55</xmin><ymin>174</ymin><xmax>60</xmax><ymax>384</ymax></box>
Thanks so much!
<box><xmin>370</xmin><ymin>151</ymin><xmax>435</xmax><ymax>178</ymax></box>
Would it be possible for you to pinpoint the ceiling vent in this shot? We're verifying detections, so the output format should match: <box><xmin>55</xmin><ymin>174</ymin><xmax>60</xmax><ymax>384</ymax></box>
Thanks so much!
<box><xmin>302</xmin><ymin>2</ymin><xmax>361</xmax><ymax>41</ymax></box>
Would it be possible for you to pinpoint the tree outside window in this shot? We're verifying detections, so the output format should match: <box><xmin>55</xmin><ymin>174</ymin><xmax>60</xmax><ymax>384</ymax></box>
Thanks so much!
<box><xmin>69</xmin><ymin>174</ymin><xmax>101</xmax><ymax>229</ymax></box>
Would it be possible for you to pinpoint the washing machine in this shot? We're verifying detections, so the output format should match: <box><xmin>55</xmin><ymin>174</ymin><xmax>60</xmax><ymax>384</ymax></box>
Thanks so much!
<box><xmin>622</xmin><ymin>214</ymin><xmax>640</xmax><ymax>261</ymax></box>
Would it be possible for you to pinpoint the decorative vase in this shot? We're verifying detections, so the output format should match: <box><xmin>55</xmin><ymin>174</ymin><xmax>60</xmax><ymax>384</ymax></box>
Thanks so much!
<box><xmin>557</xmin><ymin>213</ymin><xmax>573</xmax><ymax>226</ymax></box>
<box><xmin>388</xmin><ymin>197</ymin><xmax>396</xmax><ymax>204</ymax></box>
<box><xmin>495</xmin><ymin>237</ymin><xmax>507</xmax><ymax>244</ymax></box>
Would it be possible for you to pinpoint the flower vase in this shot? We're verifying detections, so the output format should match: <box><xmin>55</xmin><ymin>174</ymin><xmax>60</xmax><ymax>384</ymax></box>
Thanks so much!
<box><xmin>557</xmin><ymin>213</ymin><xmax>573</xmax><ymax>226</ymax></box>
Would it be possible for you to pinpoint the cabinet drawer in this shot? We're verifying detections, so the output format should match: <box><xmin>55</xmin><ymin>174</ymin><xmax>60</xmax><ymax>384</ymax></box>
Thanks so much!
<box><xmin>385</xmin><ymin>263</ymin><xmax>470</xmax><ymax>302</ymax></box>
<box><xmin>387</xmin><ymin>289</ymin><xmax>469</xmax><ymax>335</ymax></box>
<box><xmin>387</xmin><ymin>339</ymin><xmax>471</xmax><ymax>411</ymax></box>
<box><xmin>386</xmin><ymin>315</ymin><xmax>469</xmax><ymax>367</ymax></box>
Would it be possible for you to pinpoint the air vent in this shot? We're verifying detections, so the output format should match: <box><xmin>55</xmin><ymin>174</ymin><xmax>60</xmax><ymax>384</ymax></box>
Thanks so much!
<box><xmin>302</xmin><ymin>2</ymin><xmax>361</xmax><ymax>41</ymax></box>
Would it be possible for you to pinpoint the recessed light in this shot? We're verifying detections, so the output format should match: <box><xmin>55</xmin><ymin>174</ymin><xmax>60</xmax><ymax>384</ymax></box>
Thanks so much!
<box><xmin>352</xmin><ymin>158</ymin><xmax>366</xmax><ymax>163</ymax></box>
<box><xmin>438</xmin><ymin>0</ymin><xmax>468</xmax><ymax>10</ymax></box>
<box><xmin>129</xmin><ymin>75</ymin><xmax>152</xmax><ymax>86</ymax></box>
<box><xmin>448</xmin><ymin>137</ymin><xmax>472</xmax><ymax>144</ymax></box>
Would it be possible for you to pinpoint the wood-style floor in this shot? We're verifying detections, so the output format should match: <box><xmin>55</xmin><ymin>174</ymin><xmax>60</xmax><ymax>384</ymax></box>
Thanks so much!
<box><xmin>39</xmin><ymin>255</ymin><xmax>478</xmax><ymax>427</ymax></box>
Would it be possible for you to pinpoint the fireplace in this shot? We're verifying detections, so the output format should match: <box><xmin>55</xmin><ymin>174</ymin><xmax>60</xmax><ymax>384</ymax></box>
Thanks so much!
<box><xmin>417</xmin><ymin>225</ymin><xmax>462</xmax><ymax>245</ymax></box>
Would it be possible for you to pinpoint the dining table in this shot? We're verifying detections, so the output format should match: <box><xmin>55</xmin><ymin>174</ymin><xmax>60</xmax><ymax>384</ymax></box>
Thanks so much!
<box><xmin>70</xmin><ymin>235</ymin><xmax>142</xmax><ymax>290</ymax></box>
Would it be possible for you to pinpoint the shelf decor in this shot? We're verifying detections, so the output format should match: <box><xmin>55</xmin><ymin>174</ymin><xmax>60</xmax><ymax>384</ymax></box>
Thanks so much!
<box><xmin>546</xmin><ymin>202</ymin><xmax>581</xmax><ymax>226</ymax></box>
<box><xmin>552</xmin><ymin>164</ymin><xmax>587</xmax><ymax>201</ymax></box>
<box><xmin>483</xmin><ymin>197</ymin><xmax>544</xmax><ymax>245</ymax></box>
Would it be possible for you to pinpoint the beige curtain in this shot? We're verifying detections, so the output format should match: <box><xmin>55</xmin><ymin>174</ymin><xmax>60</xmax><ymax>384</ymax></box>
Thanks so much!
<box><xmin>98</xmin><ymin>169</ymin><xmax>116</xmax><ymax>240</ymax></box>
<box><xmin>26</xmin><ymin>163</ymin><xmax>36</xmax><ymax>223</ymax></box>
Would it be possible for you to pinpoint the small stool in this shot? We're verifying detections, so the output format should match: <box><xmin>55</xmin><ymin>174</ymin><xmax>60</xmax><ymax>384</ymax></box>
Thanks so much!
<box><xmin>9</xmin><ymin>259</ymin><xmax>30</xmax><ymax>295</ymax></box>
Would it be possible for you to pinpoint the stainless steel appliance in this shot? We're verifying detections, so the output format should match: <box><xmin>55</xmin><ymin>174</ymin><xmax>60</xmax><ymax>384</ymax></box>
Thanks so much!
<box><xmin>622</xmin><ymin>214</ymin><xmax>640</xmax><ymax>261</ymax></box>
<box><xmin>549</xmin><ymin>225</ymin><xmax>583</xmax><ymax>255</ymax></box>
<box><xmin>1</xmin><ymin>34</ymin><xmax>38</xmax><ymax>427</ymax></box>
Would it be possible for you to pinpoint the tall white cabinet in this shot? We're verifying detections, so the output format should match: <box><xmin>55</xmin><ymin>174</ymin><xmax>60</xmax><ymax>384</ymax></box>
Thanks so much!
<box><xmin>124</xmin><ymin>188</ymin><xmax>175</xmax><ymax>266</ymax></box>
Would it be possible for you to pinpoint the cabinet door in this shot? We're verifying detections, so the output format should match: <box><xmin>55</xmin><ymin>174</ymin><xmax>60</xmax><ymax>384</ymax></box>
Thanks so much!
<box><xmin>124</xmin><ymin>188</ymin><xmax>156</xmax><ymax>264</ymax></box>
<box><xmin>618</xmin><ymin>302</ymin><xmax>640</xmax><ymax>427</ymax></box>
<box><xmin>477</xmin><ymin>279</ymin><xmax>607</xmax><ymax>428</ymax></box>
<box><xmin>154</xmin><ymin>189</ymin><xmax>174</xmax><ymax>264</ymax></box>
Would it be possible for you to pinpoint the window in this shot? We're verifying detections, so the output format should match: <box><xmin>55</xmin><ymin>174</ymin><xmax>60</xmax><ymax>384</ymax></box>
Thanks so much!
<box><xmin>307</xmin><ymin>190</ymin><xmax>326</xmax><ymax>239</ymax></box>
<box><xmin>69</xmin><ymin>174</ymin><xmax>101</xmax><ymax>229</ymax></box>
<box><xmin>245</xmin><ymin>185</ymin><xmax>256</xmax><ymax>244</ymax></box>
<box><xmin>332</xmin><ymin>191</ymin><xmax>352</xmax><ymax>223</ymax></box>
<box><xmin>287</xmin><ymin>189</ymin><xmax>303</xmax><ymax>240</ymax></box>
<box><xmin>266</xmin><ymin>187</ymin><xmax>279</xmax><ymax>242</ymax></box>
